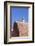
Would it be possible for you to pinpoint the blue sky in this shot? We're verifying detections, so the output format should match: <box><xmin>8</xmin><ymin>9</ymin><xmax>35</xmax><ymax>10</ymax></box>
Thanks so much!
<box><xmin>10</xmin><ymin>7</ymin><xmax>28</xmax><ymax>25</ymax></box>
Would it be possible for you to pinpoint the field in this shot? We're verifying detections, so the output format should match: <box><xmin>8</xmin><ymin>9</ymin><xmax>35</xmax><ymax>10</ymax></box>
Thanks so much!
<box><xmin>17</xmin><ymin>22</ymin><xmax>28</xmax><ymax>36</ymax></box>
<box><xmin>10</xmin><ymin>22</ymin><xmax>28</xmax><ymax>37</ymax></box>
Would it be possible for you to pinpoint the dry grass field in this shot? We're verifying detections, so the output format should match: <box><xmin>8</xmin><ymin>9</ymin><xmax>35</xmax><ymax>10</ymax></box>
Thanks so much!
<box><xmin>10</xmin><ymin>22</ymin><xmax>28</xmax><ymax>37</ymax></box>
<box><xmin>17</xmin><ymin>22</ymin><xmax>28</xmax><ymax>36</ymax></box>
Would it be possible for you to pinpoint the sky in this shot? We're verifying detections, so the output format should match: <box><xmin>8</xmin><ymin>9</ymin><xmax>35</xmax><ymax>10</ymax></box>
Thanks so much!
<box><xmin>10</xmin><ymin>7</ymin><xmax>29</xmax><ymax>26</ymax></box>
